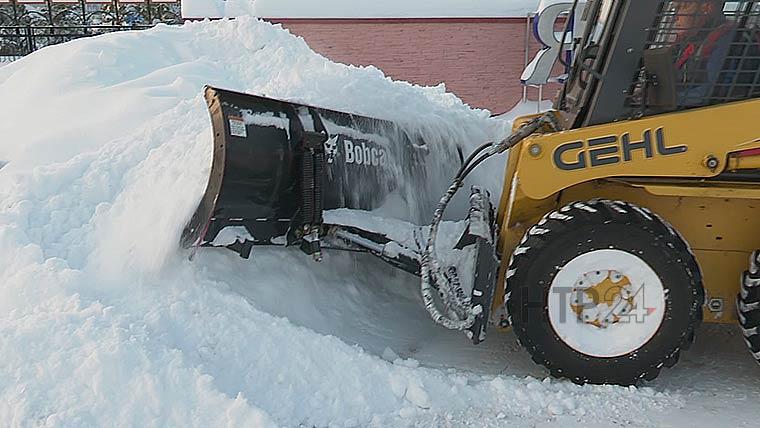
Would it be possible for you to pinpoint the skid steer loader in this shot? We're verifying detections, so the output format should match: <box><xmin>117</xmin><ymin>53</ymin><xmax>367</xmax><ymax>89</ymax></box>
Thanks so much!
<box><xmin>183</xmin><ymin>0</ymin><xmax>760</xmax><ymax>385</ymax></box>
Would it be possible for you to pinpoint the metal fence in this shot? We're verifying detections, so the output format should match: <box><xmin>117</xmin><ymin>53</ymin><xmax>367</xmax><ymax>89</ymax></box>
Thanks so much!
<box><xmin>0</xmin><ymin>0</ymin><xmax>181</xmax><ymax>56</ymax></box>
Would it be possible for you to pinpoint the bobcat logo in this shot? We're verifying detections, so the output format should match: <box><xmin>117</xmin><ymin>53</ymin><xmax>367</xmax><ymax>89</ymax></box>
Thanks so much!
<box><xmin>323</xmin><ymin>136</ymin><xmax>339</xmax><ymax>164</ymax></box>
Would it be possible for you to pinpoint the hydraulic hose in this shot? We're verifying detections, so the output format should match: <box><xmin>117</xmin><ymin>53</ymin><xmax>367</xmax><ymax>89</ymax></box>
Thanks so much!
<box><xmin>420</xmin><ymin>112</ymin><xmax>561</xmax><ymax>330</ymax></box>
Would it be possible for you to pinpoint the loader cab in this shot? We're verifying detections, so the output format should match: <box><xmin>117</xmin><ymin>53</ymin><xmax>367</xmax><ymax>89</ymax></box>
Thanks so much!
<box><xmin>556</xmin><ymin>0</ymin><xmax>760</xmax><ymax>129</ymax></box>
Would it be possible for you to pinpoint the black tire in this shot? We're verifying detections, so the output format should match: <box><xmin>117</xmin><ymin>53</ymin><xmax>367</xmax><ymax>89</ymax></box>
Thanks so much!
<box><xmin>506</xmin><ymin>199</ymin><xmax>704</xmax><ymax>385</ymax></box>
<box><xmin>739</xmin><ymin>252</ymin><xmax>760</xmax><ymax>365</ymax></box>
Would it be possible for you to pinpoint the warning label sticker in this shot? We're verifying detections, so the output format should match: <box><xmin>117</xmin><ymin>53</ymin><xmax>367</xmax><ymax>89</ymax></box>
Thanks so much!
<box><xmin>228</xmin><ymin>116</ymin><xmax>247</xmax><ymax>138</ymax></box>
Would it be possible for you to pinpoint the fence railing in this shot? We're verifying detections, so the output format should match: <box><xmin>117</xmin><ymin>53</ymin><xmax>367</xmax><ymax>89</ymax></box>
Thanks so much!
<box><xmin>1</xmin><ymin>24</ymin><xmax>155</xmax><ymax>55</ymax></box>
<box><xmin>0</xmin><ymin>0</ymin><xmax>181</xmax><ymax>57</ymax></box>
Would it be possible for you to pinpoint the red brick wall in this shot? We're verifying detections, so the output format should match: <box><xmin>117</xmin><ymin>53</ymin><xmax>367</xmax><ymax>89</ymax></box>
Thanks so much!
<box><xmin>270</xmin><ymin>18</ymin><xmax>543</xmax><ymax>115</ymax></box>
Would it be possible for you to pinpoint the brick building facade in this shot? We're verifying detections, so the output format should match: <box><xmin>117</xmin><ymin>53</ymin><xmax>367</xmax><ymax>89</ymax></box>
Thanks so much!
<box><xmin>269</xmin><ymin>18</ymin><xmax>540</xmax><ymax>115</ymax></box>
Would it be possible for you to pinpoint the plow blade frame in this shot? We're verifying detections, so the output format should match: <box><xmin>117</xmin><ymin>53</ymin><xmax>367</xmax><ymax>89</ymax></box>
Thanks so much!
<box><xmin>182</xmin><ymin>86</ymin><xmax>457</xmax><ymax>258</ymax></box>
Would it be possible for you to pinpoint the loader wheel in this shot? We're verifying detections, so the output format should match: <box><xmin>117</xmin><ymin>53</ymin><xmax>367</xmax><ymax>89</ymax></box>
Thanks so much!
<box><xmin>738</xmin><ymin>251</ymin><xmax>760</xmax><ymax>365</ymax></box>
<box><xmin>506</xmin><ymin>200</ymin><xmax>704</xmax><ymax>385</ymax></box>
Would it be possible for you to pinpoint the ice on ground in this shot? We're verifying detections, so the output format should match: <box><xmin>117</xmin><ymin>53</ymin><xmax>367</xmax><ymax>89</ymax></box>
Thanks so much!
<box><xmin>1</xmin><ymin>16</ymin><xmax>758</xmax><ymax>428</ymax></box>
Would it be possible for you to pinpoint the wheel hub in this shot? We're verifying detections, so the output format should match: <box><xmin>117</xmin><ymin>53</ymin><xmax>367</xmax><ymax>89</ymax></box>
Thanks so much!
<box><xmin>547</xmin><ymin>249</ymin><xmax>666</xmax><ymax>358</ymax></box>
<box><xmin>570</xmin><ymin>270</ymin><xmax>636</xmax><ymax>328</ymax></box>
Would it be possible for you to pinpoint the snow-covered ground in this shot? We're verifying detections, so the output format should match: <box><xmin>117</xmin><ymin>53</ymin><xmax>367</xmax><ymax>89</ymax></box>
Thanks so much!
<box><xmin>0</xmin><ymin>17</ymin><xmax>758</xmax><ymax>428</ymax></box>
<box><xmin>183</xmin><ymin>0</ymin><xmax>540</xmax><ymax>20</ymax></box>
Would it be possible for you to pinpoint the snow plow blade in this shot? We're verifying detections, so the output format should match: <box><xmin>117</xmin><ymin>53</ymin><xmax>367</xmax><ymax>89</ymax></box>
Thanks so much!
<box><xmin>181</xmin><ymin>86</ymin><xmax>459</xmax><ymax>266</ymax></box>
<box><xmin>182</xmin><ymin>86</ymin><xmax>500</xmax><ymax>342</ymax></box>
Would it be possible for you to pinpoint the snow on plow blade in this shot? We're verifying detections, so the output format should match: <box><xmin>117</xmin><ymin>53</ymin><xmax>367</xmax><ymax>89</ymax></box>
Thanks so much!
<box><xmin>182</xmin><ymin>86</ymin><xmax>460</xmax><ymax>262</ymax></box>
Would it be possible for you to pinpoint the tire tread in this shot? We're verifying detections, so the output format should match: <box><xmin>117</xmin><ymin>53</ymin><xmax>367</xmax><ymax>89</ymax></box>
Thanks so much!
<box><xmin>506</xmin><ymin>199</ymin><xmax>704</xmax><ymax>385</ymax></box>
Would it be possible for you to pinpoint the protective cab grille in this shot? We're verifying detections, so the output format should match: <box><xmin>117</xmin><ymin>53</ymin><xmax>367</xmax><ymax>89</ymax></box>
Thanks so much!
<box><xmin>628</xmin><ymin>0</ymin><xmax>760</xmax><ymax>113</ymax></box>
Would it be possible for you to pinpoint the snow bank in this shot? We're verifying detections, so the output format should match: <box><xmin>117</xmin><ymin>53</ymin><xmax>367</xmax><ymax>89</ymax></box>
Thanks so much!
<box><xmin>0</xmin><ymin>18</ymin><xmax>680</xmax><ymax>426</ymax></box>
<box><xmin>183</xmin><ymin>0</ymin><xmax>540</xmax><ymax>20</ymax></box>
<box><xmin>0</xmin><ymin>56</ymin><xmax>20</xmax><ymax>68</ymax></box>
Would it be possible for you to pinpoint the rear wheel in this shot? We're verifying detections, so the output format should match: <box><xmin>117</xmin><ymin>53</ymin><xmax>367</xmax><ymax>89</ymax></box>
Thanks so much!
<box><xmin>506</xmin><ymin>200</ymin><xmax>704</xmax><ymax>385</ymax></box>
<box><xmin>739</xmin><ymin>251</ymin><xmax>760</xmax><ymax>364</ymax></box>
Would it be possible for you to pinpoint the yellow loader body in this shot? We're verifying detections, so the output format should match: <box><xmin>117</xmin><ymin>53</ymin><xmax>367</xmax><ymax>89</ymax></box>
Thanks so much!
<box><xmin>496</xmin><ymin>99</ymin><xmax>760</xmax><ymax>324</ymax></box>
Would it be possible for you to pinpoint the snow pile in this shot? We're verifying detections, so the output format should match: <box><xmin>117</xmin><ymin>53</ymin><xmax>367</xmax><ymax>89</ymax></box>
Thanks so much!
<box><xmin>0</xmin><ymin>56</ymin><xmax>20</xmax><ymax>68</ymax></box>
<box><xmin>0</xmin><ymin>18</ymin><xmax>681</xmax><ymax>426</ymax></box>
<box><xmin>183</xmin><ymin>0</ymin><xmax>540</xmax><ymax>20</ymax></box>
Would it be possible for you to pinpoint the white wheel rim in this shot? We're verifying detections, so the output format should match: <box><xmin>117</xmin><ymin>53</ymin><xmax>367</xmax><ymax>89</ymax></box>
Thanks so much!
<box><xmin>547</xmin><ymin>249</ymin><xmax>667</xmax><ymax>358</ymax></box>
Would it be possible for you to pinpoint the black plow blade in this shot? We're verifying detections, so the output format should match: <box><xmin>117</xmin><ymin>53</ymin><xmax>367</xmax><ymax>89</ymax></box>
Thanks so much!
<box><xmin>182</xmin><ymin>86</ymin><xmax>460</xmax><ymax>259</ymax></box>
